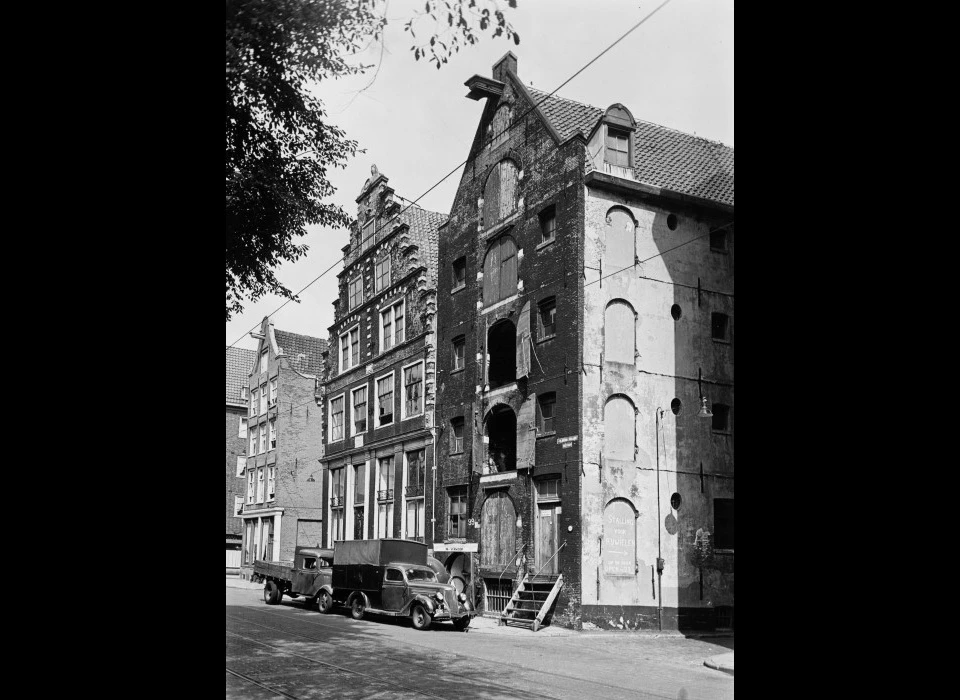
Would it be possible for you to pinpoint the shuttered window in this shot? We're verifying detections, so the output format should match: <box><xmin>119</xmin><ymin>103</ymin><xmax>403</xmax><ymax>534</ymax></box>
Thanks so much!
<box><xmin>482</xmin><ymin>236</ymin><xmax>518</xmax><ymax>305</ymax></box>
<box><xmin>482</xmin><ymin>160</ymin><xmax>518</xmax><ymax>227</ymax></box>
<box><xmin>481</xmin><ymin>491</ymin><xmax>516</xmax><ymax>569</ymax></box>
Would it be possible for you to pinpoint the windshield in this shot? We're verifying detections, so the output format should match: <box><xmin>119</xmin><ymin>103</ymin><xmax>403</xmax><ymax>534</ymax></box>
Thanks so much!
<box><xmin>405</xmin><ymin>568</ymin><xmax>438</xmax><ymax>582</ymax></box>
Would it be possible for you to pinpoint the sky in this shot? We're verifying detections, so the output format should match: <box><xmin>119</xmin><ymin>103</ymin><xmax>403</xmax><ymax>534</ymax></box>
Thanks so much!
<box><xmin>226</xmin><ymin>0</ymin><xmax>734</xmax><ymax>351</ymax></box>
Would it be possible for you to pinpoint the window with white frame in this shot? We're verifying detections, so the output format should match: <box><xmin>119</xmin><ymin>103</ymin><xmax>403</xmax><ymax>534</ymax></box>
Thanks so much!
<box><xmin>234</xmin><ymin>495</ymin><xmax>243</xmax><ymax>516</ymax></box>
<box><xmin>352</xmin><ymin>385</ymin><xmax>368</xmax><ymax>435</ymax></box>
<box><xmin>259</xmin><ymin>423</ymin><xmax>267</xmax><ymax>454</ymax></box>
<box><xmin>260</xmin><ymin>385</ymin><xmax>267</xmax><ymax>415</ymax></box>
<box><xmin>256</xmin><ymin>467</ymin><xmax>265</xmax><ymax>503</ymax></box>
<box><xmin>404</xmin><ymin>449</ymin><xmax>425</xmax><ymax>541</ymax></box>
<box><xmin>452</xmin><ymin>336</ymin><xmax>465</xmax><ymax>371</ymax></box>
<box><xmin>249</xmin><ymin>428</ymin><xmax>257</xmax><ymax>456</ymax></box>
<box><xmin>329</xmin><ymin>395</ymin><xmax>345</xmax><ymax>442</ymax></box>
<box><xmin>376</xmin><ymin>455</ymin><xmax>395</xmax><ymax>538</ymax></box>
<box><xmin>375</xmin><ymin>256</ymin><xmax>391</xmax><ymax>293</ymax></box>
<box><xmin>239</xmin><ymin>417</ymin><xmax>248</xmax><ymax>438</ymax></box>
<box><xmin>380</xmin><ymin>300</ymin><xmax>405</xmax><ymax>351</ymax></box>
<box><xmin>349</xmin><ymin>276</ymin><xmax>363</xmax><ymax>310</ymax></box>
<box><xmin>448</xmin><ymin>487</ymin><xmax>468</xmax><ymax>538</ymax></box>
<box><xmin>605</xmin><ymin>128</ymin><xmax>630</xmax><ymax>167</ymax></box>
<box><xmin>269</xmin><ymin>378</ymin><xmax>277</xmax><ymax>406</ymax></box>
<box><xmin>269</xmin><ymin>419</ymin><xmax>277</xmax><ymax>450</ymax></box>
<box><xmin>405</xmin><ymin>449</ymin><xmax>425</xmax><ymax>497</ymax></box>
<box><xmin>402</xmin><ymin>362</ymin><xmax>424</xmax><ymax>418</ymax></box>
<box><xmin>450</xmin><ymin>417</ymin><xmax>464</xmax><ymax>454</ymax></box>
<box><xmin>236</xmin><ymin>456</ymin><xmax>245</xmax><ymax>477</ymax></box>
<box><xmin>340</xmin><ymin>326</ymin><xmax>360</xmax><ymax>371</ymax></box>
<box><xmin>330</xmin><ymin>467</ymin><xmax>346</xmax><ymax>543</ymax></box>
<box><xmin>247</xmin><ymin>470</ymin><xmax>255</xmax><ymax>504</ymax></box>
<box><xmin>267</xmin><ymin>466</ymin><xmax>276</xmax><ymax>501</ymax></box>
<box><xmin>406</xmin><ymin>499</ymin><xmax>424</xmax><ymax>541</ymax></box>
<box><xmin>376</xmin><ymin>373</ymin><xmax>394</xmax><ymax>427</ymax></box>
<box><xmin>260</xmin><ymin>348</ymin><xmax>268</xmax><ymax>375</ymax></box>
<box><xmin>249</xmin><ymin>392</ymin><xmax>256</xmax><ymax>416</ymax></box>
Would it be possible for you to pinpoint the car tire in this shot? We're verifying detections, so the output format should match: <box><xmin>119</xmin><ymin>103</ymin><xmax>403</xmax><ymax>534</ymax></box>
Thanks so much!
<box><xmin>264</xmin><ymin>580</ymin><xmax>281</xmax><ymax>605</ymax></box>
<box><xmin>350</xmin><ymin>596</ymin><xmax>365</xmax><ymax>620</ymax></box>
<box><xmin>318</xmin><ymin>590</ymin><xmax>334</xmax><ymax>614</ymax></box>
<box><xmin>453</xmin><ymin>616</ymin><xmax>471</xmax><ymax>631</ymax></box>
<box><xmin>411</xmin><ymin>604</ymin><xmax>432</xmax><ymax>631</ymax></box>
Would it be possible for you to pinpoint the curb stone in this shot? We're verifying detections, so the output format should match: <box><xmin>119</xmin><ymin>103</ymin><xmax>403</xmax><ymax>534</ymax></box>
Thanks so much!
<box><xmin>703</xmin><ymin>653</ymin><xmax>734</xmax><ymax>676</ymax></box>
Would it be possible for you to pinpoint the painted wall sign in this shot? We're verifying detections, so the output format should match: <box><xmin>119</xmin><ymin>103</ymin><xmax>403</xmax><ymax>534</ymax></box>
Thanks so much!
<box><xmin>603</xmin><ymin>500</ymin><xmax>637</xmax><ymax>578</ymax></box>
<box><xmin>557</xmin><ymin>435</ymin><xmax>578</xmax><ymax>448</ymax></box>
<box><xmin>433</xmin><ymin>542</ymin><xmax>479</xmax><ymax>553</ymax></box>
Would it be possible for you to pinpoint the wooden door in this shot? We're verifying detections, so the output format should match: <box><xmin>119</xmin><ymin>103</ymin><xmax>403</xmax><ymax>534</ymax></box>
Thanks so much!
<box><xmin>536</xmin><ymin>504</ymin><xmax>560</xmax><ymax>574</ymax></box>
<box><xmin>481</xmin><ymin>491</ymin><xmax>516</xmax><ymax>569</ymax></box>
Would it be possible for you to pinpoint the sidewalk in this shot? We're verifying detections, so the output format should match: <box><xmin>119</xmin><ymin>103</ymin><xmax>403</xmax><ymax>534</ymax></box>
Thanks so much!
<box><xmin>704</xmin><ymin>652</ymin><xmax>735</xmax><ymax>675</ymax></box>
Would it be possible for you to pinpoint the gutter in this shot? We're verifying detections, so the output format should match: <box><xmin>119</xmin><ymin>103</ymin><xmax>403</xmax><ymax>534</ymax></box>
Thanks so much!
<box><xmin>584</xmin><ymin>170</ymin><xmax>734</xmax><ymax>215</ymax></box>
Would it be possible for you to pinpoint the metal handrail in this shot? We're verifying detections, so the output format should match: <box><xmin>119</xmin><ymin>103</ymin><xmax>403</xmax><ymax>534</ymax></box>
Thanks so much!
<box><xmin>531</xmin><ymin>541</ymin><xmax>567</xmax><ymax>580</ymax></box>
<box><xmin>496</xmin><ymin>542</ymin><xmax>528</xmax><ymax>598</ymax></box>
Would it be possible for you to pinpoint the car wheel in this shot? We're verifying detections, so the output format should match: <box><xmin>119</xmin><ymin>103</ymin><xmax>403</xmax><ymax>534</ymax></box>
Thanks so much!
<box><xmin>318</xmin><ymin>590</ymin><xmax>334</xmax><ymax>614</ymax></box>
<box><xmin>453</xmin><ymin>616</ymin><xmax>471</xmax><ymax>631</ymax></box>
<box><xmin>411</xmin><ymin>604</ymin><xmax>433</xmax><ymax>631</ymax></box>
<box><xmin>350</xmin><ymin>597</ymin><xmax>365</xmax><ymax>620</ymax></box>
<box><xmin>263</xmin><ymin>580</ymin><xmax>281</xmax><ymax>605</ymax></box>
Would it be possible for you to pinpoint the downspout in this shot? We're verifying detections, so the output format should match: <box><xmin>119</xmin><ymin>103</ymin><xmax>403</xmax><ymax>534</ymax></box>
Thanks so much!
<box><xmin>655</xmin><ymin>407</ymin><xmax>663</xmax><ymax>631</ymax></box>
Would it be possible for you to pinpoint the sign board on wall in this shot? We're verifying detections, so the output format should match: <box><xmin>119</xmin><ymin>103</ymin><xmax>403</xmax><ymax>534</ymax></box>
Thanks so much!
<box><xmin>602</xmin><ymin>500</ymin><xmax>637</xmax><ymax>577</ymax></box>
<box><xmin>433</xmin><ymin>542</ymin><xmax>479</xmax><ymax>552</ymax></box>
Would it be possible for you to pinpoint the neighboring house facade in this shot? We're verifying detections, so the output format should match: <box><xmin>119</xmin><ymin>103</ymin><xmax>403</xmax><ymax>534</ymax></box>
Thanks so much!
<box><xmin>227</xmin><ymin>346</ymin><xmax>257</xmax><ymax>571</ymax></box>
<box><xmin>433</xmin><ymin>53</ymin><xmax>734</xmax><ymax>631</ymax></box>
<box><xmin>238</xmin><ymin>317</ymin><xmax>328</xmax><ymax>580</ymax></box>
<box><xmin>319</xmin><ymin>166</ymin><xmax>445</xmax><ymax>553</ymax></box>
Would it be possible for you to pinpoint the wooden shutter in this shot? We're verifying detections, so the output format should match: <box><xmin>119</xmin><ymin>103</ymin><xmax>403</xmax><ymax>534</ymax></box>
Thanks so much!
<box><xmin>500</xmin><ymin>237</ymin><xmax>517</xmax><ymax>299</ymax></box>
<box><xmin>471</xmin><ymin>401</ymin><xmax>484</xmax><ymax>474</ymax></box>
<box><xmin>484</xmin><ymin>241</ymin><xmax>501</xmax><ymax>304</ymax></box>
<box><xmin>481</xmin><ymin>494</ymin><xmax>499</xmax><ymax>567</ymax></box>
<box><xmin>516</xmin><ymin>392</ymin><xmax>536</xmax><ymax>469</ymax></box>
<box><xmin>516</xmin><ymin>300</ymin><xmax>531</xmax><ymax>378</ymax></box>
<box><xmin>483</xmin><ymin>165</ymin><xmax>500</xmax><ymax>227</ymax></box>
<box><xmin>499</xmin><ymin>161</ymin><xmax>517</xmax><ymax>220</ymax></box>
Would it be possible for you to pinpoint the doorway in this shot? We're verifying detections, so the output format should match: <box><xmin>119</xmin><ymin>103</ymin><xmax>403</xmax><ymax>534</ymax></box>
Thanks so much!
<box><xmin>535</xmin><ymin>479</ymin><xmax>561</xmax><ymax>575</ymax></box>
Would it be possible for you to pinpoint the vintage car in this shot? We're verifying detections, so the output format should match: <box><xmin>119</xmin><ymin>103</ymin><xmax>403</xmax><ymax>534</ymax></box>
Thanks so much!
<box><xmin>253</xmin><ymin>547</ymin><xmax>334</xmax><ymax>608</ymax></box>
<box><xmin>330</xmin><ymin>539</ymin><xmax>475</xmax><ymax>631</ymax></box>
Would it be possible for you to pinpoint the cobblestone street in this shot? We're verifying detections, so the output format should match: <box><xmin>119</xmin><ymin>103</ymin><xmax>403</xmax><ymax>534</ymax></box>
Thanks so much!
<box><xmin>226</xmin><ymin>586</ymin><xmax>734</xmax><ymax>699</ymax></box>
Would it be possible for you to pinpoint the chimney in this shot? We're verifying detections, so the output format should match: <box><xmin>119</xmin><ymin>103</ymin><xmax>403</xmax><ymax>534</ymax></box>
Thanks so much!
<box><xmin>492</xmin><ymin>51</ymin><xmax>517</xmax><ymax>82</ymax></box>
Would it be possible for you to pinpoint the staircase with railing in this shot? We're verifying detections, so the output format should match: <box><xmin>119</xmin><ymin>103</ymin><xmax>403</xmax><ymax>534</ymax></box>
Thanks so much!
<box><xmin>499</xmin><ymin>542</ymin><xmax>566</xmax><ymax>632</ymax></box>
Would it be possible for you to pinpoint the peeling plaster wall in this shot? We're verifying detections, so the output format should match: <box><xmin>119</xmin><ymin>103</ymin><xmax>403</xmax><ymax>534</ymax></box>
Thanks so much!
<box><xmin>580</xmin><ymin>185</ymin><xmax>734</xmax><ymax>629</ymax></box>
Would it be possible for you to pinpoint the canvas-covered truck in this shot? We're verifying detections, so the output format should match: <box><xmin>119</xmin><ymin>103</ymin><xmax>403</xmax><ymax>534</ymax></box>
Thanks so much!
<box><xmin>332</xmin><ymin>539</ymin><xmax>475</xmax><ymax>631</ymax></box>
<box><xmin>253</xmin><ymin>547</ymin><xmax>336</xmax><ymax>612</ymax></box>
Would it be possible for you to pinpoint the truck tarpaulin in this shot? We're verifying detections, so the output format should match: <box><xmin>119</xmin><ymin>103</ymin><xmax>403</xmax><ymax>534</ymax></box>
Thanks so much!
<box><xmin>333</xmin><ymin>539</ymin><xmax>428</xmax><ymax>566</ymax></box>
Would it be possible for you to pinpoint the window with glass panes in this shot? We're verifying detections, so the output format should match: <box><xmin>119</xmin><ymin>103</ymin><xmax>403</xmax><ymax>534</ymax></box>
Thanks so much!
<box><xmin>260</xmin><ymin>384</ymin><xmax>267</xmax><ymax>414</ymax></box>
<box><xmin>247</xmin><ymin>470</ymin><xmax>255</xmax><ymax>504</ymax></box>
<box><xmin>352</xmin><ymin>386</ymin><xmax>367</xmax><ymax>434</ymax></box>
<box><xmin>249</xmin><ymin>428</ymin><xmax>256</xmax><ymax>456</ymax></box>
<box><xmin>331</xmin><ymin>467</ymin><xmax>345</xmax><ymax>504</ymax></box>
<box><xmin>377</xmin><ymin>375</ymin><xmax>393</xmax><ymax>426</ymax></box>
<box><xmin>406</xmin><ymin>449</ymin><xmax>425</xmax><ymax>497</ymax></box>
<box><xmin>377</xmin><ymin>456</ymin><xmax>395</xmax><ymax>538</ymax></box>
<box><xmin>448</xmin><ymin>487</ymin><xmax>467</xmax><ymax>537</ymax></box>
<box><xmin>538</xmin><ymin>393</ymin><xmax>556</xmax><ymax>434</ymax></box>
<box><xmin>538</xmin><ymin>297</ymin><xmax>556</xmax><ymax>339</ymax></box>
<box><xmin>258</xmin><ymin>424</ymin><xmax>267</xmax><ymax>453</ymax></box>
<box><xmin>406</xmin><ymin>499</ymin><xmax>424</xmax><ymax>540</ymax></box>
<box><xmin>256</xmin><ymin>467</ymin><xmax>265</xmax><ymax>502</ymax></box>
<box><xmin>330</xmin><ymin>396</ymin><xmax>344</xmax><ymax>442</ymax></box>
<box><xmin>375</xmin><ymin>256</ymin><xmax>391</xmax><ymax>293</ymax></box>
<box><xmin>269</xmin><ymin>379</ymin><xmax>277</xmax><ymax>406</ymax></box>
<box><xmin>450</xmin><ymin>418</ymin><xmax>464</xmax><ymax>453</ymax></box>
<box><xmin>260</xmin><ymin>349</ymin><xmax>268</xmax><ymax>374</ymax></box>
<box><xmin>452</xmin><ymin>257</ymin><xmax>466</xmax><ymax>289</ymax></box>
<box><xmin>381</xmin><ymin>301</ymin><xmax>404</xmax><ymax>351</ymax></box>
<box><xmin>403</xmin><ymin>362</ymin><xmax>423</xmax><ymax>417</ymax></box>
<box><xmin>536</xmin><ymin>478</ymin><xmax>560</xmax><ymax>502</ymax></box>
<box><xmin>267</xmin><ymin>466</ymin><xmax>276</xmax><ymax>501</ymax></box>
<box><xmin>605</xmin><ymin>128</ymin><xmax>630</xmax><ymax>167</ymax></box>
<box><xmin>353</xmin><ymin>462</ymin><xmax>365</xmax><ymax>540</ymax></box>
<box><xmin>539</xmin><ymin>206</ymin><xmax>556</xmax><ymax>242</ymax></box>
<box><xmin>348</xmin><ymin>276</ymin><xmax>362</xmax><ymax>309</ymax></box>
<box><xmin>269</xmin><ymin>419</ymin><xmax>277</xmax><ymax>449</ymax></box>
<box><xmin>340</xmin><ymin>327</ymin><xmax>360</xmax><ymax>371</ymax></box>
<box><xmin>453</xmin><ymin>336</ymin><xmax>465</xmax><ymax>370</ymax></box>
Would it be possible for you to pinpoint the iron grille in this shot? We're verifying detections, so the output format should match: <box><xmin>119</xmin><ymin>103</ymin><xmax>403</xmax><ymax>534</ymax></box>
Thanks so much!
<box><xmin>378</xmin><ymin>489</ymin><xmax>394</xmax><ymax>501</ymax></box>
<box><xmin>484</xmin><ymin>578</ymin><xmax>513</xmax><ymax>614</ymax></box>
<box><xmin>405</xmin><ymin>485</ymin><xmax>423</xmax><ymax>497</ymax></box>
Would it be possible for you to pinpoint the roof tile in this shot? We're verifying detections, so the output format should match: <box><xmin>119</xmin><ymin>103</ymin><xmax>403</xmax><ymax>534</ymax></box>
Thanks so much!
<box><xmin>226</xmin><ymin>347</ymin><xmax>257</xmax><ymax>402</ymax></box>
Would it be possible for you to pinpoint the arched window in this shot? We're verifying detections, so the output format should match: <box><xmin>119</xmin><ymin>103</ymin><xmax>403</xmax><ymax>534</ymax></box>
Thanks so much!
<box><xmin>605</xmin><ymin>207</ymin><xmax>635</xmax><ymax>272</ymax></box>
<box><xmin>483</xmin><ymin>236</ymin><xmax>518</xmax><ymax>304</ymax></box>
<box><xmin>604</xmin><ymin>300</ymin><xmax>635</xmax><ymax>364</ymax></box>
<box><xmin>604</xmin><ymin>395</ymin><xmax>636</xmax><ymax>461</ymax></box>
<box><xmin>489</xmin><ymin>104</ymin><xmax>512</xmax><ymax>148</ymax></box>
<box><xmin>483</xmin><ymin>160</ymin><xmax>519</xmax><ymax>227</ymax></box>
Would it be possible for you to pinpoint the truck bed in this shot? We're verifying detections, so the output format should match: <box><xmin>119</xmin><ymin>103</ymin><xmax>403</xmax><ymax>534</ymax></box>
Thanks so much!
<box><xmin>253</xmin><ymin>559</ymin><xmax>295</xmax><ymax>581</ymax></box>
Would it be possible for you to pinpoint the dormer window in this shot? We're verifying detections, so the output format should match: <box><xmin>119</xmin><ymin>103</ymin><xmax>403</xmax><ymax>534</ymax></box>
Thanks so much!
<box><xmin>605</xmin><ymin>128</ymin><xmax>630</xmax><ymax>167</ymax></box>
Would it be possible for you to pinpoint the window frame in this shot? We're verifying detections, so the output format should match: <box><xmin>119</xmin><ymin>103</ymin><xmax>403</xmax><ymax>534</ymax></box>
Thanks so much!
<box><xmin>482</xmin><ymin>235</ymin><xmax>519</xmax><ymax>305</ymax></box>
<box><xmin>351</xmin><ymin>384</ymin><xmax>368</xmax><ymax>436</ymax></box>
<box><xmin>339</xmin><ymin>325</ymin><xmax>361</xmax><ymax>372</ymax></box>
<box><xmin>711</xmin><ymin>312</ymin><xmax>730</xmax><ymax>343</ymax></box>
<box><xmin>380</xmin><ymin>299</ymin><xmax>405</xmax><ymax>352</ymax></box>
<box><xmin>248</xmin><ymin>426</ymin><xmax>257</xmax><ymax>456</ymax></box>
<box><xmin>328</xmin><ymin>393</ymin><xmax>346</xmax><ymax>443</ymax></box>
<box><xmin>537</xmin><ymin>392</ymin><xmax>557</xmax><ymax>436</ymax></box>
<box><xmin>447</xmin><ymin>486</ymin><xmax>468</xmax><ymax>539</ymax></box>
<box><xmin>537</xmin><ymin>297</ymin><xmax>557</xmax><ymax>341</ymax></box>
<box><xmin>236</xmin><ymin>455</ymin><xmax>245</xmax><ymax>477</ymax></box>
<box><xmin>256</xmin><ymin>466</ymin><xmax>265</xmax><ymax>503</ymax></box>
<box><xmin>401</xmin><ymin>360</ymin><xmax>425</xmax><ymax>420</ymax></box>
<box><xmin>247</xmin><ymin>470</ymin><xmax>255</xmax><ymax>504</ymax></box>
<box><xmin>348</xmin><ymin>275</ymin><xmax>363</xmax><ymax>310</ymax></box>
<box><xmin>452</xmin><ymin>335</ymin><xmax>465</xmax><ymax>371</ymax></box>
<box><xmin>604</xmin><ymin>126</ymin><xmax>631</xmax><ymax>167</ymax></box>
<box><xmin>258</xmin><ymin>422</ymin><xmax>267</xmax><ymax>454</ymax></box>
<box><xmin>268</xmin><ymin>378</ymin><xmax>277</xmax><ymax>406</ymax></box>
<box><xmin>710</xmin><ymin>229</ymin><xmax>728</xmax><ymax>253</ymax></box>
<box><xmin>259</xmin><ymin>384</ymin><xmax>267</xmax><ymax>415</ymax></box>
<box><xmin>711</xmin><ymin>403</ymin><xmax>731</xmax><ymax>434</ymax></box>
<box><xmin>267</xmin><ymin>465</ymin><xmax>276</xmax><ymax>502</ymax></box>
<box><xmin>452</xmin><ymin>257</ymin><xmax>466</xmax><ymax>291</ymax></box>
<box><xmin>375</xmin><ymin>371</ymin><xmax>395</xmax><ymax>428</ymax></box>
<box><xmin>239</xmin><ymin>417</ymin><xmax>248</xmax><ymax>439</ymax></box>
<box><xmin>535</xmin><ymin>478</ymin><xmax>560</xmax><ymax>503</ymax></box>
<box><xmin>538</xmin><ymin>205</ymin><xmax>557</xmax><ymax>244</ymax></box>
<box><xmin>260</xmin><ymin>348</ymin><xmax>268</xmax><ymax>375</ymax></box>
<box><xmin>450</xmin><ymin>417</ymin><xmax>465</xmax><ymax>454</ymax></box>
<box><xmin>268</xmin><ymin>418</ymin><xmax>277</xmax><ymax>450</ymax></box>
<box><xmin>375</xmin><ymin>255</ymin><xmax>391</xmax><ymax>294</ymax></box>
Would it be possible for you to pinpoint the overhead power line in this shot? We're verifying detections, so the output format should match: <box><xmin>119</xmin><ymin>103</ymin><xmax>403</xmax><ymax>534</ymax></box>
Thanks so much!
<box><xmin>228</xmin><ymin>0</ymin><xmax>678</xmax><ymax>350</ymax></box>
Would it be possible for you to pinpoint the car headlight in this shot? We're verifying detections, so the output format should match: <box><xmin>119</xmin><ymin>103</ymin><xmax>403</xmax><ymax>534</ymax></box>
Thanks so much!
<box><xmin>435</xmin><ymin>591</ymin><xmax>444</xmax><ymax>602</ymax></box>
<box><xmin>458</xmin><ymin>593</ymin><xmax>467</xmax><ymax>603</ymax></box>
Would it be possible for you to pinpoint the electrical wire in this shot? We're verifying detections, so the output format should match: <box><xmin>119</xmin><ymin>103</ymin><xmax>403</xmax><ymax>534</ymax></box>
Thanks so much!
<box><xmin>228</xmin><ymin>0</ymin><xmax>678</xmax><ymax>350</ymax></box>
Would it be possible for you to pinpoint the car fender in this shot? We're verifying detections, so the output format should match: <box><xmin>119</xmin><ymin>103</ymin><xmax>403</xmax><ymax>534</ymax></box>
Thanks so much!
<box><xmin>411</xmin><ymin>594</ymin><xmax>436</xmax><ymax>615</ymax></box>
<box><xmin>347</xmin><ymin>591</ymin><xmax>370</xmax><ymax>609</ymax></box>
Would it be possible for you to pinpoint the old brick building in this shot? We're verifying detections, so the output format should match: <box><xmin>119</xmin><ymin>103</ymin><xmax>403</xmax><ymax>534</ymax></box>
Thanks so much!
<box><xmin>319</xmin><ymin>167</ymin><xmax>446</xmax><ymax>551</ymax></box>
<box><xmin>433</xmin><ymin>53</ymin><xmax>734</xmax><ymax>630</ymax></box>
<box><xmin>238</xmin><ymin>317</ymin><xmax>328</xmax><ymax>580</ymax></box>
<box><xmin>227</xmin><ymin>346</ymin><xmax>257</xmax><ymax>571</ymax></box>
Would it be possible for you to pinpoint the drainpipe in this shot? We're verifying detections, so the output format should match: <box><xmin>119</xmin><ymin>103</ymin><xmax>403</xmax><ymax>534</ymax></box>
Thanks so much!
<box><xmin>655</xmin><ymin>407</ymin><xmax>664</xmax><ymax>631</ymax></box>
<box><xmin>430</xmin><ymin>425</ymin><xmax>438</xmax><ymax>543</ymax></box>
